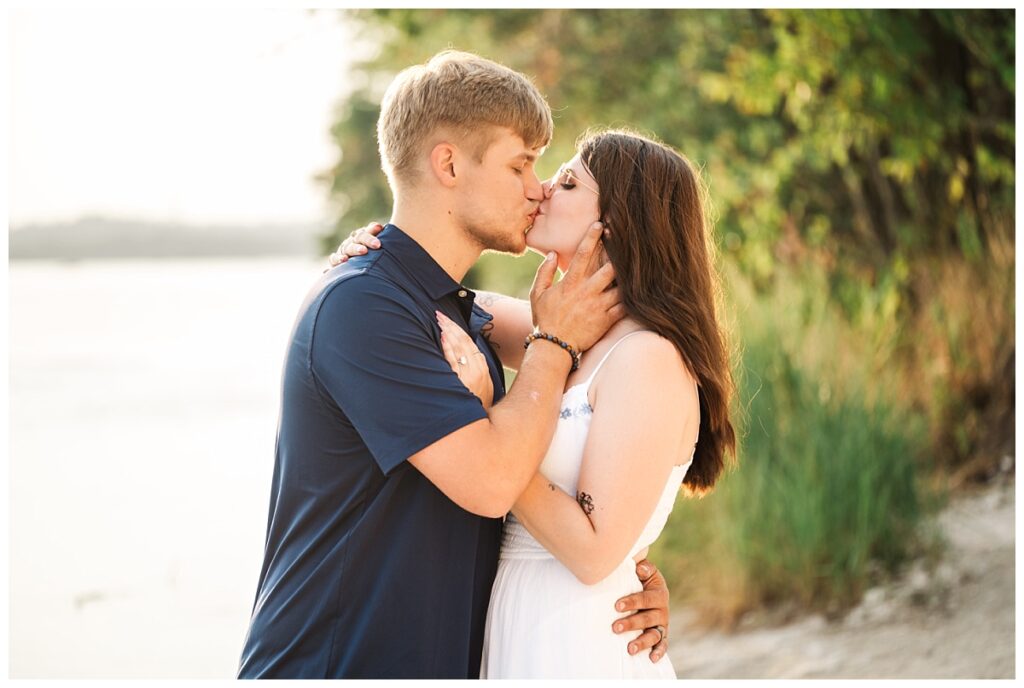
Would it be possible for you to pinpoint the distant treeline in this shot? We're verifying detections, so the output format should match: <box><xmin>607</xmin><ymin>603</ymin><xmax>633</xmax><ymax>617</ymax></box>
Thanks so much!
<box><xmin>9</xmin><ymin>216</ymin><xmax>325</xmax><ymax>260</ymax></box>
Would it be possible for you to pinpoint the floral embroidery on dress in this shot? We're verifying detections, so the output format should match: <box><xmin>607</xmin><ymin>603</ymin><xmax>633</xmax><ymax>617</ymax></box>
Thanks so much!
<box><xmin>559</xmin><ymin>403</ymin><xmax>592</xmax><ymax>420</ymax></box>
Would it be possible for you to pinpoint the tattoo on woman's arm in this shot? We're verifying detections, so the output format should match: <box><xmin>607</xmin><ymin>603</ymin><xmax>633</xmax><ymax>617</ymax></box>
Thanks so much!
<box><xmin>576</xmin><ymin>491</ymin><xmax>595</xmax><ymax>515</ymax></box>
<box><xmin>478</xmin><ymin>293</ymin><xmax>507</xmax><ymax>308</ymax></box>
<box><xmin>481</xmin><ymin>320</ymin><xmax>499</xmax><ymax>349</ymax></box>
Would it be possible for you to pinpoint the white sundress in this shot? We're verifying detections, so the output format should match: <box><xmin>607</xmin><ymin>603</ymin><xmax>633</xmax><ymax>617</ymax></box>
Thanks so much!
<box><xmin>480</xmin><ymin>331</ymin><xmax>696</xmax><ymax>679</ymax></box>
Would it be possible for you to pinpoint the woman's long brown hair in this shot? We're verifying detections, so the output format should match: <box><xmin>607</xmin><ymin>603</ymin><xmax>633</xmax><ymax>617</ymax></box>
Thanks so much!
<box><xmin>579</xmin><ymin>129</ymin><xmax>737</xmax><ymax>495</ymax></box>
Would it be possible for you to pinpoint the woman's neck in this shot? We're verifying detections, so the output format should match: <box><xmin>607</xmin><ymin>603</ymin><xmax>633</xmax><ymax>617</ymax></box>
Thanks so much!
<box><xmin>599</xmin><ymin>316</ymin><xmax>646</xmax><ymax>344</ymax></box>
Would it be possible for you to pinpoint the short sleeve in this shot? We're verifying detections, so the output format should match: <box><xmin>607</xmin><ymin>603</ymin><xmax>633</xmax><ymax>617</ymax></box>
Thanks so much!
<box><xmin>309</xmin><ymin>275</ymin><xmax>488</xmax><ymax>476</ymax></box>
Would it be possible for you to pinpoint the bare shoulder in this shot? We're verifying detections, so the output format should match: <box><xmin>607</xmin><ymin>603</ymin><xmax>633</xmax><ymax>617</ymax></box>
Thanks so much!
<box><xmin>591</xmin><ymin>331</ymin><xmax>698</xmax><ymax>406</ymax></box>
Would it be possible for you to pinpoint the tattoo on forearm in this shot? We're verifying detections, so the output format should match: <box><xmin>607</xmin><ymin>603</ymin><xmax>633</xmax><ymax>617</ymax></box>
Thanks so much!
<box><xmin>481</xmin><ymin>320</ymin><xmax>499</xmax><ymax>349</ymax></box>
<box><xmin>576</xmin><ymin>491</ymin><xmax>595</xmax><ymax>515</ymax></box>
<box><xmin>478</xmin><ymin>293</ymin><xmax>507</xmax><ymax>308</ymax></box>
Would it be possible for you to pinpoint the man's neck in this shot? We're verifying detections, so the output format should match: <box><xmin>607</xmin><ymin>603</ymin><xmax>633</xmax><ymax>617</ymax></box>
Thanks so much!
<box><xmin>389</xmin><ymin>200</ymin><xmax>483</xmax><ymax>285</ymax></box>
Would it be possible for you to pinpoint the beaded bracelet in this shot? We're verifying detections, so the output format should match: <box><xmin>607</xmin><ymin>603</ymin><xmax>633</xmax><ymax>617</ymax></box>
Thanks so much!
<box><xmin>524</xmin><ymin>331</ymin><xmax>581</xmax><ymax>372</ymax></box>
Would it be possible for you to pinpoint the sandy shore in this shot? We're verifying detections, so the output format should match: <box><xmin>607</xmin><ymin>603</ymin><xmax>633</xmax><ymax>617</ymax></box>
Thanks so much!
<box><xmin>667</xmin><ymin>476</ymin><xmax>1015</xmax><ymax>679</ymax></box>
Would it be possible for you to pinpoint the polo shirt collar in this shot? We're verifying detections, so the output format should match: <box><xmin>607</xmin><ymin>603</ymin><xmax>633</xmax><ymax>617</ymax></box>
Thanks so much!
<box><xmin>380</xmin><ymin>223</ymin><xmax>467</xmax><ymax>301</ymax></box>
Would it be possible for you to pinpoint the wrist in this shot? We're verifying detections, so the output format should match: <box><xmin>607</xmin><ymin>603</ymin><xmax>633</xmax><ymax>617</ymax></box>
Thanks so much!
<box><xmin>525</xmin><ymin>330</ymin><xmax>581</xmax><ymax>372</ymax></box>
<box><xmin>520</xmin><ymin>333</ymin><xmax>574</xmax><ymax>378</ymax></box>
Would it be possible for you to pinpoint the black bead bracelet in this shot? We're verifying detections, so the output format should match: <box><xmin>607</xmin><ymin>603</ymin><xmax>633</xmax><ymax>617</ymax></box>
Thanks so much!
<box><xmin>524</xmin><ymin>331</ymin><xmax>581</xmax><ymax>372</ymax></box>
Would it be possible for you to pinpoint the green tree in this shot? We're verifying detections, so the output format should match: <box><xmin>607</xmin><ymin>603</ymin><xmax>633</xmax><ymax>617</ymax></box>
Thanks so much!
<box><xmin>319</xmin><ymin>8</ymin><xmax>1013</xmax><ymax>476</ymax></box>
<box><xmin>317</xmin><ymin>8</ymin><xmax>1014</xmax><ymax>620</ymax></box>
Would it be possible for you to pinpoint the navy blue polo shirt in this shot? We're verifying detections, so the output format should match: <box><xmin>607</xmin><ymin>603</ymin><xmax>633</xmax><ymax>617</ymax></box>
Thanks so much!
<box><xmin>238</xmin><ymin>224</ymin><xmax>507</xmax><ymax>679</ymax></box>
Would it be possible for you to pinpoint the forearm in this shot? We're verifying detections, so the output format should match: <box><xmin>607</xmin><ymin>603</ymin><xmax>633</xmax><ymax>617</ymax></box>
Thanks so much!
<box><xmin>471</xmin><ymin>342</ymin><xmax>574</xmax><ymax>514</ymax></box>
<box><xmin>511</xmin><ymin>473</ymin><xmax>617</xmax><ymax>585</ymax></box>
<box><xmin>476</xmin><ymin>291</ymin><xmax>532</xmax><ymax>371</ymax></box>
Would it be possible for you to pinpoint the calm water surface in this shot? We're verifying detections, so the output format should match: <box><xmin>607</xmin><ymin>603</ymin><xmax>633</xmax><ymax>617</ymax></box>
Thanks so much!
<box><xmin>10</xmin><ymin>258</ymin><xmax>324</xmax><ymax>678</ymax></box>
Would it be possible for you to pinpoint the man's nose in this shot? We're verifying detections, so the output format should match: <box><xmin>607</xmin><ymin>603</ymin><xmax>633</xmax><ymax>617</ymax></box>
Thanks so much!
<box><xmin>525</xmin><ymin>169</ymin><xmax>545</xmax><ymax>202</ymax></box>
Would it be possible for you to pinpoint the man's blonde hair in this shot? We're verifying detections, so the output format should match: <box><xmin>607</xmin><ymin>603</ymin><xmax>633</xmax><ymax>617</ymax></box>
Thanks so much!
<box><xmin>377</xmin><ymin>50</ymin><xmax>553</xmax><ymax>188</ymax></box>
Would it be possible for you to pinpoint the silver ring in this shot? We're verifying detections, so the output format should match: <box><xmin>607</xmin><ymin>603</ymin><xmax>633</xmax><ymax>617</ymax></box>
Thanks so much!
<box><xmin>653</xmin><ymin>625</ymin><xmax>667</xmax><ymax>643</ymax></box>
<box><xmin>458</xmin><ymin>355</ymin><xmax>468</xmax><ymax>366</ymax></box>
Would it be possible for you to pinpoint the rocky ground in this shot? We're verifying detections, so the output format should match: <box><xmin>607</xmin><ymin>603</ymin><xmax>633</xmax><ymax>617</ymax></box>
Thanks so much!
<box><xmin>668</xmin><ymin>476</ymin><xmax>1016</xmax><ymax>679</ymax></box>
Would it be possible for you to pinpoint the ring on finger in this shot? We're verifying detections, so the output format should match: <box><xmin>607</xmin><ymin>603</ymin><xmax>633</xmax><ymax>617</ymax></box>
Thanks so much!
<box><xmin>652</xmin><ymin>625</ymin><xmax>667</xmax><ymax>643</ymax></box>
<box><xmin>458</xmin><ymin>355</ymin><xmax>468</xmax><ymax>366</ymax></box>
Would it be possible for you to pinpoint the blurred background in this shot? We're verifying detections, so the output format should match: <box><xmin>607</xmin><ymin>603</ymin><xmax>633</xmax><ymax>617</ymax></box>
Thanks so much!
<box><xmin>8</xmin><ymin>8</ymin><xmax>1015</xmax><ymax>679</ymax></box>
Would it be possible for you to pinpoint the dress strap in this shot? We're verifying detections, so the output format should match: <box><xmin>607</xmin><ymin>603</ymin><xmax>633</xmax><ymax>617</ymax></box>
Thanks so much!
<box><xmin>581</xmin><ymin>330</ymin><xmax>651</xmax><ymax>388</ymax></box>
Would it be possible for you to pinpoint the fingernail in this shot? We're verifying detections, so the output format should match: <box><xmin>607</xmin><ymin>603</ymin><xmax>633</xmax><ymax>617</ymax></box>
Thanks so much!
<box><xmin>638</xmin><ymin>564</ymin><xmax>651</xmax><ymax>577</ymax></box>
<box><xmin>371</xmin><ymin>240</ymin><xmax>380</xmax><ymax>248</ymax></box>
<box><xmin>616</xmin><ymin>601</ymin><xmax>626</xmax><ymax>611</ymax></box>
<box><xmin>628</xmin><ymin>644</ymin><xmax>637</xmax><ymax>655</ymax></box>
<box><xmin>546</xmin><ymin>252</ymin><xmax>555</xmax><ymax>262</ymax></box>
<box><xmin>613</xmin><ymin>623</ymin><xmax>624</xmax><ymax>632</ymax></box>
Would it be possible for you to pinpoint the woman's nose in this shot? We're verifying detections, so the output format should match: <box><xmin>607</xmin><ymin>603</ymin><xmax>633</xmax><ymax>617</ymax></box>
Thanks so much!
<box><xmin>542</xmin><ymin>177</ymin><xmax>555</xmax><ymax>198</ymax></box>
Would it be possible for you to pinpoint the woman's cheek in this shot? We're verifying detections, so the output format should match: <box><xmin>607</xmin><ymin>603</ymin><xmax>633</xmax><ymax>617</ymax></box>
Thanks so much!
<box><xmin>526</xmin><ymin>222</ymin><xmax>555</xmax><ymax>253</ymax></box>
<box><xmin>564</xmin><ymin>222</ymin><xmax>591</xmax><ymax>255</ymax></box>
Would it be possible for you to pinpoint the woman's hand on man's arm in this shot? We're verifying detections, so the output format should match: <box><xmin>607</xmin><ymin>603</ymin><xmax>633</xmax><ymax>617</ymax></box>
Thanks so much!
<box><xmin>473</xmin><ymin>291</ymin><xmax>532</xmax><ymax>371</ymax></box>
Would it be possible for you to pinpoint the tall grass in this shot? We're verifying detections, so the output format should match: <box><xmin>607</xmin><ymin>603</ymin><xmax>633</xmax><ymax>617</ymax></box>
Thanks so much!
<box><xmin>651</xmin><ymin>265</ymin><xmax>940</xmax><ymax>626</ymax></box>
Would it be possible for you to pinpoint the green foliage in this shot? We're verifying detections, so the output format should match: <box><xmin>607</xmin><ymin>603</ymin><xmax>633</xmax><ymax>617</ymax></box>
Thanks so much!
<box><xmin>650</xmin><ymin>266</ymin><xmax>938</xmax><ymax>623</ymax></box>
<box><xmin>321</xmin><ymin>7</ymin><xmax>1013</xmax><ymax>471</ymax></box>
<box><xmin>323</xmin><ymin>9</ymin><xmax>1014</xmax><ymax>278</ymax></box>
<box><xmin>318</xmin><ymin>9</ymin><xmax>1014</xmax><ymax>619</ymax></box>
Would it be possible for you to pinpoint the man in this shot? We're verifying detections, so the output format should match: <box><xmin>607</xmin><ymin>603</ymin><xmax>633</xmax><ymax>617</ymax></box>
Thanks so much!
<box><xmin>238</xmin><ymin>50</ymin><xmax>670</xmax><ymax>679</ymax></box>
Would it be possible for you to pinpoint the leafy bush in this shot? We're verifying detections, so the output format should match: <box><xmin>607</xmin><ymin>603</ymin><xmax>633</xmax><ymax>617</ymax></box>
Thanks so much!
<box><xmin>649</xmin><ymin>266</ymin><xmax>939</xmax><ymax>624</ymax></box>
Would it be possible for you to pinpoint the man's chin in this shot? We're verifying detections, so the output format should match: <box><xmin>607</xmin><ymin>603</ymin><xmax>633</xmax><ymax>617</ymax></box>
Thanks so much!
<box><xmin>483</xmin><ymin>238</ymin><xmax>529</xmax><ymax>257</ymax></box>
<box><xmin>492</xmin><ymin>228</ymin><xmax>531</xmax><ymax>256</ymax></box>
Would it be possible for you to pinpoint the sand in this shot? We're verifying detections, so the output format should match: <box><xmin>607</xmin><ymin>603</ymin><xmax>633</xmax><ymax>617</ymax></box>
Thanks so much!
<box><xmin>668</xmin><ymin>476</ymin><xmax>1015</xmax><ymax>679</ymax></box>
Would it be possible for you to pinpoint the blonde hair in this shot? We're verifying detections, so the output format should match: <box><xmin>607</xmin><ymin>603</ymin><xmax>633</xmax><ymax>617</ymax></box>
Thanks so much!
<box><xmin>376</xmin><ymin>50</ymin><xmax>553</xmax><ymax>188</ymax></box>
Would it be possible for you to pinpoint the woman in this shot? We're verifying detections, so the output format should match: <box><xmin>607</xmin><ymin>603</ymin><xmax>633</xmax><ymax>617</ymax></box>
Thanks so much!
<box><xmin>332</xmin><ymin>129</ymin><xmax>736</xmax><ymax>678</ymax></box>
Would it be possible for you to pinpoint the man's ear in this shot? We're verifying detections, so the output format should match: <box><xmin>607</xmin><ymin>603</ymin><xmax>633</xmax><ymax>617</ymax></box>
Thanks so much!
<box><xmin>429</xmin><ymin>142</ymin><xmax>459</xmax><ymax>189</ymax></box>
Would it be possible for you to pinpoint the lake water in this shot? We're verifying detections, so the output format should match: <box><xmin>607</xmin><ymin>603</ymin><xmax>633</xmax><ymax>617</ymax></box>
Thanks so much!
<box><xmin>9</xmin><ymin>258</ymin><xmax>326</xmax><ymax>678</ymax></box>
